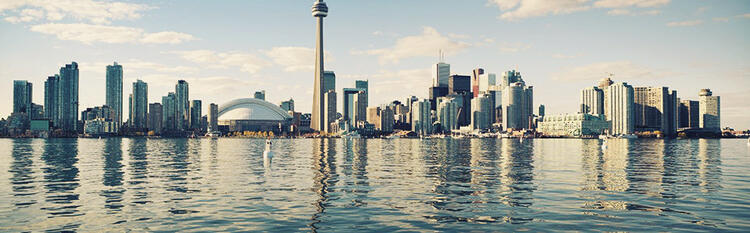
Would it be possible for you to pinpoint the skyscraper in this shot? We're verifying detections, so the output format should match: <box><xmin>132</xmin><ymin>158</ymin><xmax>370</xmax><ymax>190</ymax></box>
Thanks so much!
<box><xmin>449</xmin><ymin>75</ymin><xmax>471</xmax><ymax>94</ymax></box>
<box><xmin>208</xmin><ymin>103</ymin><xmax>219</xmax><ymax>133</ymax></box>
<box><xmin>437</xmin><ymin>97</ymin><xmax>459</xmax><ymax>133</ymax></box>
<box><xmin>699</xmin><ymin>89</ymin><xmax>720</xmax><ymax>132</ymax></box>
<box><xmin>478</xmin><ymin>73</ymin><xmax>496</xmax><ymax>95</ymax></box>
<box><xmin>106</xmin><ymin>62</ymin><xmax>123</xmax><ymax>132</ymax></box>
<box><xmin>58</xmin><ymin>62</ymin><xmax>79</xmax><ymax>132</ymax></box>
<box><xmin>323</xmin><ymin>90</ymin><xmax>337</xmax><ymax>133</ymax></box>
<box><xmin>44</xmin><ymin>75</ymin><xmax>59</xmax><ymax>126</ymax></box>
<box><xmin>433</xmin><ymin>62</ymin><xmax>450</xmax><ymax>87</ymax></box>
<box><xmin>323</xmin><ymin>71</ymin><xmax>336</xmax><ymax>93</ymax></box>
<box><xmin>343</xmin><ymin>88</ymin><xmax>366</xmax><ymax>127</ymax></box>
<box><xmin>175</xmin><ymin>80</ymin><xmax>189</xmax><ymax>131</ymax></box>
<box><xmin>471</xmin><ymin>93</ymin><xmax>492</xmax><ymax>130</ymax></box>
<box><xmin>355</xmin><ymin>80</ymin><xmax>368</xmax><ymax>109</ymax></box>
<box><xmin>598</xmin><ymin>77</ymin><xmax>614</xmax><ymax>119</ymax></box>
<box><xmin>311</xmin><ymin>0</ymin><xmax>329</xmax><ymax>132</ymax></box>
<box><xmin>190</xmin><ymin>100</ymin><xmax>202</xmax><ymax>130</ymax></box>
<box><xmin>12</xmin><ymin>80</ymin><xmax>32</xmax><ymax>114</ymax></box>
<box><xmin>679</xmin><ymin>100</ymin><xmax>699</xmax><ymax>128</ymax></box>
<box><xmin>500</xmin><ymin>70</ymin><xmax>533</xmax><ymax>131</ymax></box>
<box><xmin>429</xmin><ymin>86</ymin><xmax>449</xmax><ymax>111</ymax></box>
<box><xmin>411</xmin><ymin>99</ymin><xmax>432</xmax><ymax>135</ymax></box>
<box><xmin>607</xmin><ymin>82</ymin><xmax>634</xmax><ymax>135</ymax></box>
<box><xmin>148</xmin><ymin>103</ymin><xmax>163</xmax><ymax>134</ymax></box>
<box><xmin>130</xmin><ymin>80</ymin><xmax>148</xmax><ymax>130</ymax></box>
<box><xmin>580</xmin><ymin>86</ymin><xmax>604</xmax><ymax>115</ymax></box>
<box><xmin>472</xmin><ymin>68</ymin><xmax>484</xmax><ymax>98</ymax></box>
<box><xmin>162</xmin><ymin>92</ymin><xmax>177</xmax><ymax>132</ymax></box>
<box><xmin>632</xmin><ymin>86</ymin><xmax>678</xmax><ymax>136</ymax></box>
<box><xmin>500</xmin><ymin>70</ymin><xmax>523</xmax><ymax>87</ymax></box>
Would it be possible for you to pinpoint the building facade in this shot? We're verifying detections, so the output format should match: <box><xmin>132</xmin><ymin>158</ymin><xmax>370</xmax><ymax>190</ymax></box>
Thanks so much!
<box><xmin>175</xmin><ymin>80</ymin><xmax>189</xmax><ymax>131</ymax></box>
<box><xmin>323</xmin><ymin>90</ymin><xmax>337</xmax><ymax>133</ymax></box>
<box><xmin>208</xmin><ymin>103</ymin><xmax>219</xmax><ymax>133</ymax></box>
<box><xmin>106</xmin><ymin>62</ymin><xmax>123</xmax><ymax>132</ymax></box>
<box><xmin>130</xmin><ymin>80</ymin><xmax>148</xmax><ymax>130</ymax></box>
<box><xmin>190</xmin><ymin>100</ymin><xmax>202</xmax><ymax>130</ymax></box>
<box><xmin>471</xmin><ymin>93</ymin><xmax>492</xmax><ymax>130</ymax></box>
<box><xmin>607</xmin><ymin>82</ymin><xmax>634</xmax><ymax>135</ymax></box>
<box><xmin>148</xmin><ymin>103</ymin><xmax>163</xmax><ymax>134</ymax></box>
<box><xmin>679</xmin><ymin>100</ymin><xmax>699</xmax><ymax>128</ymax></box>
<box><xmin>58</xmin><ymin>62</ymin><xmax>79</xmax><ymax>132</ymax></box>
<box><xmin>433</xmin><ymin>62</ymin><xmax>450</xmax><ymax>87</ymax></box>
<box><xmin>44</xmin><ymin>75</ymin><xmax>59</xmax><ymax>126</ymax></box>
<box><xmin>698</xmin><ymin>89</ymin><xmax>720</xmax><ymax>132</ymax></box>
<box><xmin>537</xmin><ymin>113</ymin><xmax>610</xmax><ymax>137</ymax></box>
<box><xmin>162</xmin><ymin>92</ymin><xmax>177</xmax><ymax>132</ymax></box>
<box><xmin>437</xmin><ymin>97</ymin><xmax>458</xmax><ymax>133</ymax></box>
<box><xmin>411</xmin><ymin>99</ymin><xmax>432</xmax><ymax>135</ymax></box>
<box><xmin>580</xmin><ymin>86</ymin><xmax>604</xmax><ymax>115</ymax></box>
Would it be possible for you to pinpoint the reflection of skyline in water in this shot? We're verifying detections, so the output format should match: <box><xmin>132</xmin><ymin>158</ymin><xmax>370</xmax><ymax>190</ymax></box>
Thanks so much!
<box><xmin>0</xmin><ymin>138</ymin><xmax>746</xmax><ymax>232</ymax></box>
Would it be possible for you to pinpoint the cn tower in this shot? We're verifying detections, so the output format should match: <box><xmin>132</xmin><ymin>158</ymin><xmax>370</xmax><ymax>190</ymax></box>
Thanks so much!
<box><xmin>311</xmin><ymin>0</ymin><xmax>328</xmax><ymax>132</ymax></box>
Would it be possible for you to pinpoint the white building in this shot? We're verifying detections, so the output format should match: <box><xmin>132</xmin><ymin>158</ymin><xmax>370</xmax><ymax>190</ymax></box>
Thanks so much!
<box><xmin>698</xmin><ymin>89</ymin><xmax>720</xmax><ymax>132</ymax></box>
<box><xmin>537</xmin><ymin>113</ymin><xmax>610</xmax><ymax>137</ymax></box>
<box><xmin>607</xmin><ymin>82</ymin><xmax>634</xmax><ymax>135</ymax></box>
<box><xmin>471</xmin><ymin>94</ymin><xmax>493</xmax><ymax>130</ymax></box>
<box><xmin>411</xmin><ymin>99</ymin><xmax>432</xmax><ymax>135</ymax></box>
<box><xmin>437</xmin><ymin>97</ymin><xmax>458</xmax><ymax>133</ymax></box>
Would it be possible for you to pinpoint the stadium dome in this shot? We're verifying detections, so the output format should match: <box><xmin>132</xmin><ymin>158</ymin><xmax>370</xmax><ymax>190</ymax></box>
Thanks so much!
<box><xmin>218</xmin><ymin>98</ymin><xmax>292</xmax><ymax>121</ymax></box>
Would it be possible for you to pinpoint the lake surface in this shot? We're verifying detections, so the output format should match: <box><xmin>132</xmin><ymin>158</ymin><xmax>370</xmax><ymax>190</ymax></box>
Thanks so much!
<box><xmin>0</xmin><ymin>138</ymin><xmax>749</xmax><ymax>232</ymax></box>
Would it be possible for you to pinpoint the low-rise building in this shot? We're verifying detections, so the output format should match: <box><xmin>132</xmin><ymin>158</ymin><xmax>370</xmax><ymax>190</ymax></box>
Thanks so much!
<box><xmin>537</xmin><ymin>113</ymin><xmax>609</xmax><ymax>137</ymax></box>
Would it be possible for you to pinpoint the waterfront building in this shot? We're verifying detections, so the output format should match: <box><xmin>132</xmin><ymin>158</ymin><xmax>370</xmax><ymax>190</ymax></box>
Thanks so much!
<box><xmin>106</xmin><ymin>62</ymin><xmax>123</xmax><ymax>132</ymax></box>
<box><xmin>280</xmin><ymin>99</ymin><xmax>295</xmax><ymax>112</ymax></box>
<box><xmin>30</xmin><ymin>103</ymin><xmax>44</xmax><ymax>120</ymax></box>
<box><xmin>478</xmin><ymin>73</ymin><xmax>497</xmax><ymax>95</ymax></box>
<box><xmin>254</xmin><ymin>90</ymin><xmax>266</xmax><ymax>100</ymax></box>
<box><xmin>323</xmin><ymin>90</ymin><xmax>337</xmax><ymax>133</ymax></box>
<box><xmin>631</xmin><ymin>86</ymin><xmax>679</xmax><ymax>136</ymax></box>
<box><xmin>44</xmin><ymin>75</ymin><xmax>59</xmax><ymax>126</ymax></box>
<box><xmin>342</xmin><ymin>88</ymin><xmax>366</xmax><ymax>127</ymax></box>
<box><xmin>58</xmin><ymin>62</ymin><xmax>79</xmax><ymax>132</ymax></box>
<box><xmin>539</xmin><ymin>104</ymin><xmax>545</xmax><ymax>117</ymax></box>
<box><xmin>411</xmin><ymin>99</ymin><xmax>432</xmax><ymax>135</ymax></box>
<box><xmin>175</xmin><ymin>80</ymin><xmax>189</xmax><ymax>131</ymax></box>
<box><xmin>406</xmin><ymin>96</ymin><xmax>419</xmax><ymax>125</ymax></box>
<box><xmin>218</xmin><ymin>98</ymin><xmax>293</xmax><ymax>133</ymax></box>
<box><xmin>429</xmin><ymin>86</ymin><xmax>449</xmax><ymax>111</ymax></box>
<box><xmin>698</xmin><ymin>89</ymin><xmax>720</xmax><ymax>132</ymax></box>
<box><xmin>471</xmin><ymin>93</ymin><xmax>493</xmax><ymax>130</ymax></box>
<box><xmin>502</xmin><ymin>82</ymin><xmax>533</xmax><ymax>130</ymax></box>
<box><xmin>598</xmin><ymin>77</ymin><xmax>614</xmax><ymax>119</ymax></box>
<box><xmin>13</xmin><ymin>80</ymin><xmax>33</xmax><ymax>115</ymax></box>
<box><xmin>162</xmin><ymin>92</ymin><xmax>177</xmax><ymax>132</ymax></box>
<box><xmin>437</xmin><ymin>97</ymin><xmax>458</xmax><ymax>133</ymax></box>
<box><xmin>310</xmin><ymin>0</ymin><xmax>329</xmax><ymax>132</ymax></box>
<box><xmin>379</xmin><ymin>107</ymin><xmax>394</xmax><ymax>133</ymax></box>
<box><xmin>580</xmin><ymin>86</ymin><xmax>604</xmax><ymax>115</ymax></box>
<box><xmin>130</xmin><ymin>80</ymin><xmax>148</xmax><ymax>130</ymax></box>
<box><xmin>679</xmin><ymin>100</ymin><xmax>699</xmax><ymax>128</ymax></box>
<box><xmin>500</xmin><ymin>70</ymin><xmax>523</xmax><ymax>87</ymax></box>
<box><xmin>433</xmin><ymin>62</ymin><xmax>450</xmax><ymax>87</ymax></box>
<box><xmin>190</xmin><ymin>100</ymin><xmax>202</xmax><ymax>130</ymax></box>
<box><xmin>537</xmin><ymin>113</ymin><xmax>610</xmax><ymax>137</ymax></box>
<box><xmin>81</xmin><ymin>105</ymin><xmax>116</xmax><ymax>135</ymax></box>
<box><xmin>607</xmin><ymin>82</ymin><xmax>634</xmax><ymax>135</ymax></box>
<box><xmin>208</xmin><ymin>103</ymin><xmax>219</xmax><ymax>133</ymax></box>
<box><xmin>148</xmin><ymin>103</ymin><xmax>163</xmax><ymax>134</ymax></box>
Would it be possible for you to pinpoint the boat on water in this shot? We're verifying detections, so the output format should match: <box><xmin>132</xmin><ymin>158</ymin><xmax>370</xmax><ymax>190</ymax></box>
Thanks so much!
<box><xmin>263</xmin><ymin>139</ymin><xmax>274</xmax><ymax>167</ymax></box>
<box><xmin>618</xmin><ymin>134</ymin><xmax>638</xmax><ymax>139</ymax></box>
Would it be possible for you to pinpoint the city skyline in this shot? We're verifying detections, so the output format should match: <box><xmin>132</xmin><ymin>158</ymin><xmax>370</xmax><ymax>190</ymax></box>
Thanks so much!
<box><xmin>0</xmin><ymin>1</ymin><xmax>748</xmax><ymax>129</ymax></box>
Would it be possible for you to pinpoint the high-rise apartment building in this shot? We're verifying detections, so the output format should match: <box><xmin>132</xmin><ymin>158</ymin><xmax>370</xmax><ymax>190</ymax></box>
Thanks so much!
<box><xmin>58</xmin><ymin>62</ymin><xmax>79</xmax><ymax>132</ymax></box>
<box><xmin>607</xmin><ymin>82</ymin><xmax>634</xmax><ymax>135</ymax></box>
<box><xmin>355</xmin><ymin>80</ymin><xmax>368</xmax><ymax>109</ymax></box>
<box><xmin>437</xmin><ymin>97</ymin><xmax>458</xmax><ymax>133</ymax></box>
<box><xmin>633</xmin><ymin>86</ymin><xmax>678</xmax><ymax>136</ymax></box>
<box><xmin>698</xmin><ymin>89</ymin><xmax>720</xmax><ymax>132</ymax></box>
<box><xmin>679</xmin><ymin>100</ymin><xmax>699</xmax><ymax>128</ymax></box>
<box><xmin>12</xmin><ymin>80</ymin><xmax>32</xmax><ymax>114</ymax></box>
<box><xmin>106</xmin><ymin>62</ymin><xmax>123</xmax><ymax>131</ymax></box>
<box><xmin>472</xmin><ymin>68</ymin><xmax>484</xmax><ymax>98</ymax></box>
<box><xmin>411</xmin><ymin>99</ymin><xmax>432</xmax><ymax>135</ymax></box>
<box><xmin>580</xmin><ymin>86</ymin><xmax>604</xmax><ymax>115</ymax></box>
<box><xmin>280</xmin><ymin>99</ymin><xmax>295</xmax><ymax>112</ymax></box>
<box><xmin>471</xmin><ymin>93</ymin><xmax>493</xmax><ymax>130</ymax></box>
<box><xmin>162</xmin><ymin>92</ymin><xmax>177</xmax><ymax>132</ymax></box>
<box><xmin>148</xmin><ymin>103</ymin><xmax>163</xmax><ymax>134</ymax></box>
<box><xmin>208</xmin><ymin>103</ymin><xmax>219</xmax><ymax>133</ymax></box>
<box><xmin>323</xmin><ymin>90</ymin><xmax>336</xmax><ymax>133</ymax></box>
<box><xmin>130</xmin><ymin>80</ymin><xmax>148</xmax><ymax>130</ymax></box>
<box><xmin>190</xmin><ymin>100</ymin><xmax>202</xmax><ymax>130</ymax></box>
<box><xmin>175</xmin><ymin>80</ymin><xmax>189</xmax><ymax>131</ymax></box>
<box><xmin>44</xmin><ymin>75</ymin><xmax>60</xmax><ymax>125</ymax></box>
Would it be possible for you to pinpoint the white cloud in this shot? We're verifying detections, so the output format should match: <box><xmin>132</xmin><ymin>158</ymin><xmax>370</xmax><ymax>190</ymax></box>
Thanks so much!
<box><xmin>488</xmin><ymin>0</ymin><xmax>669</xmax><ymax>20</ymax></box>
<box><xmin>361</xmin><ymin>27</ymin><xmax>471</xmax><ymax>64</ymax></box>
<box><xmin>171</xmin><ymin>50</ymin><xmax>271</xmax><ymax>74</ymax></box>
<box><xmin>737</xmin><ymin>13</ymin><xmax>750</xmax><ymax>19</ymax></box>
<box><xmin>0</xmin><ymin>0</ymin><xmax>150</xmax><ymax>24</ymax></box>
<box><xmin>29</xmin><ymin>23</ymin><xmax>196</xmax><ymax>44</ymax></box>
<box><xmin>498</xmin><ymin>42</ymin><xmax>532</xmax><ymax>53</ymax></box>
<box><xmin>607</xmin><ymin>9</ymin><xmax>660</xmax><ymax>16</ymax></box>
<box><xmin>3</xmin><ymin>8</ymin><xmax>44</xmax><ymax>23</ymax></box>
<box><xmin>666</xmin><ymin>20</ymin><xmax>703</xmax><ymax>27</ymax></box>
<box><xmin>593</xmin><ymin>0</ymin><xmax>670</xmax><ymax>8</ymax></box>
<box><xmin>552</xmin><ymin>61</ymin><xmax>676</xmax><ymax>81</ymax></box>
<box><xmin>265</xmin><ymin>47</ymin><xmax>333</xmax><ymax>72</ymax></box>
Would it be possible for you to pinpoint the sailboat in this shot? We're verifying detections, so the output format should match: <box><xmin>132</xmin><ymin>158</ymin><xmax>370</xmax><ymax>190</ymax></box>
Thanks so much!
<box><xmin>263</xmin><ymin>139</ymin><xmax>274</xmax><ymax>167</ymax></box>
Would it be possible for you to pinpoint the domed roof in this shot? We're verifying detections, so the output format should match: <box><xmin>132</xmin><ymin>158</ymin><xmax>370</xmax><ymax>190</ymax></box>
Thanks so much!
<box><xmin>218</xmin><ymin>98</ymin><xmax>292</xmax><ymax>121</ymax></box>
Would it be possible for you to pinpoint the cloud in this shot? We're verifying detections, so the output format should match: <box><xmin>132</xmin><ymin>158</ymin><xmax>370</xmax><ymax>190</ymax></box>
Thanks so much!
<box><xmin>171</xmin><ymin>50</ymin><xmax>271</xmax><ymax>74</ymax></box>
<box><xmin>666</xmin><ymin>20</ymin><xmax>703</xmax><ymax>27</ymax></box>
<box><xmin>0</xmin><ymin>0</ymin><xmax>150</xmax><ymax>24</ymax></box>
<box><xmin>265</xmin><ymin>47</ymin><xmax>333</xmax><ymax>72</ymax></box>
<box><xmin>341</xmin><ymin>68</ymin><xmax>433</xmax><ymax>101</ymax></box>
<box><xmin>488</xmin><ymin>0</ymin><xmax>669</xmax><ymax>20</ymax></box>
<box><xmin>489</xmin><ymin>0</ymin><xmax>590</xmax><ymax>21</ymax></box>
<box><xmin>498</xmin><ymin>42</ymin><xmax>532</xmax><ymax>53</ymax></box>
<box><xmin>606</xmin><ymin>9</ymin><xmax>660</xmax><ymax>16</ymax></box>
<box><xmin>29</xmin><ymin>23</ymin><xmax>196</xmax><ymax>44</ymax></box>
<box><xmin>737</xmin><ymin>13</ymin><xmax>750</xmax><ymax>19</ymax></box>
<box><xmin>551</xmin><ymin>61</ymin><xmax>676</xmax><ymax>81</ymax></box>
<box><xmin>593</xmin><ymin>0</ymin><xmax>670</xmax><ymax>8</ymax></box>
<box><xmin>360</xmin><ymin>27</ymin><xmax>471</xmax><ymax>64</ymax></box>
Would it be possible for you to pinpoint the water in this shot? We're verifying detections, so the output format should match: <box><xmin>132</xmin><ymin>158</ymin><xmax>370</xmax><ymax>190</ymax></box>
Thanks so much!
<box><xmin>0</xmin><ymin>138</ymin><xmax>749</xmax><ymax>232</ymax></box>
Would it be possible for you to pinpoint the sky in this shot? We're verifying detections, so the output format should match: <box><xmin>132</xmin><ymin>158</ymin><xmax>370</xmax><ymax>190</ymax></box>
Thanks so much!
<box><xmin>0</xmin><ymin>0</ymin><xmax>748</xmax><ymax>129</ymax></box>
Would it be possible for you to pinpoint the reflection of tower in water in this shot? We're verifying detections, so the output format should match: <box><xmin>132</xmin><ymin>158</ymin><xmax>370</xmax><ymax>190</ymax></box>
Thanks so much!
<box><xmin>128</xmin><ymin>138</ymin><xmax>150</xmax><ymax>205</ymax></box>
<box><xmin>310</xmin><ymin>138</ymin><xmax>337</xmax><ymax>231</ymax></box>
<box><xmin>698</xmin><ymin>139</ymin><xmax>722</xmax><ymax>192</ymax></box>
<box><xmin>41</xmin><ymin>139</ymin><xmax>81</xmax><ymax>231</ymax></box>
<box><xmin>626</xmin><ymin>140</ymin><xmax>664</xmax><ymax>196</ymax></box>
<box><xmin>101</xmin><ymin>138</ymin><xmax>125</xmax><ymax>212</ymax></box>
<box><xmin>10</xmin><ymin>139</ymin><xmax>37</xmax><ymax>207</ymax></box>
<box><xmin>499</xmin><ymin>139</ymin><xmax>535</xmax><ymax>208</ymax></box>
